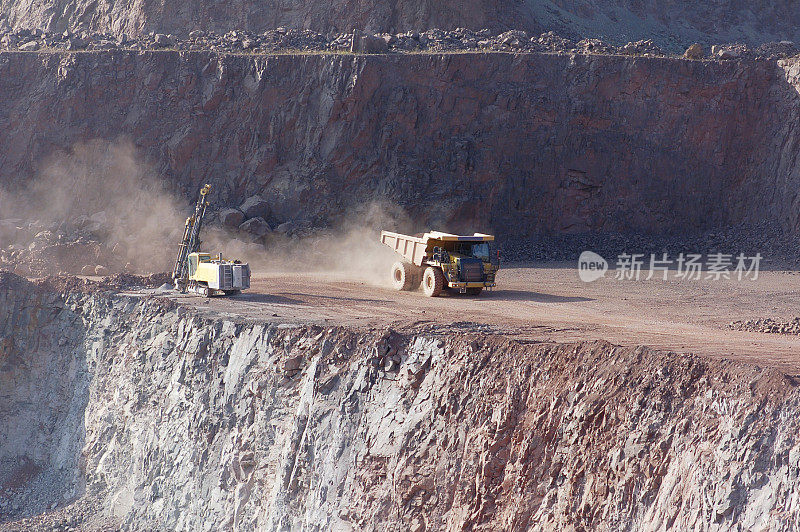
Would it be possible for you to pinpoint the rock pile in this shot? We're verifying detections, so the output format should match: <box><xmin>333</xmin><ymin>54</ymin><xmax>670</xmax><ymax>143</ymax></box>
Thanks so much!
<box><xmin>6</xmin><ymin>214</ymin><xmax>800</xmax><ymax>277</ymax></box>
<box><xmin>756</xmin><ymin>40</ymin><xmax>800</xmax><ymax>60</ymax></box>
<box><xmin>708</xmin><ymin>41</ymin><xmax>800</xmax><ymax>60</ymax></box>
<box><xmin>728</xmin><ymin>317</ymin><xmax>800</xmax><ymax>335</ymax></box>
<box><xmin>0</xmin><ymin>191</ymin><xmax>317</xmax><ymax>278</ymax></box>
<box><xmin>498</xmin><ymin>221</ymin><xmax>800</xmax><ymax>266</ymax></box>
<box><xmin>0</xmin><ymin>216</ymin><xmax>167</xmax><ymax>277</ymax></box>
<box><xmin>0</xmin><ymin>225</ymin><xmax>117</xmax><ymax>277</ymax></box>
<box><xmin>619</xmin><ymin>39</ymin><xmax>665</xmax><ymax>56</ymax></box>
<box><xmin>218</xmin><ymin>195</ymin><xmax>271</xmax><ymax>243</ymax></box>
<box><xmin>213</xmin><ymin>193</ymin><xmax>313</xmax><ymax>248</ymax></box>
<box><xmin>0</xmin><ymin>26</ymin><xmax>797</xmax><ymax>59</ymax></box>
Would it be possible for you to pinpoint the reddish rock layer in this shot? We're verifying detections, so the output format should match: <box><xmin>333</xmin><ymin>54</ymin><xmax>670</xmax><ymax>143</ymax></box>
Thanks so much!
<box><xmin>0</xmin><ymin>51</ymin><xmax>798</xmax><ymax>236</ymax></box>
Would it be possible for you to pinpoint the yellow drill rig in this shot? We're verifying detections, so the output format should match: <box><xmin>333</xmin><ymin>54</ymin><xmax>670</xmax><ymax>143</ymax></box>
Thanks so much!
<box><xmin>172</xmin><ymin>184</ymin><xmax>251</xmax><ymax>297</ymax></box>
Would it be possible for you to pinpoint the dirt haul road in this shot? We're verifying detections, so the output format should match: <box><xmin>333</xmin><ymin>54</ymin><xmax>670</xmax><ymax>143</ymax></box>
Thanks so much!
<box><xmin>136</xmin><ymin>264</ymin><xmax>800</xmax><ymax>371</ymax></box>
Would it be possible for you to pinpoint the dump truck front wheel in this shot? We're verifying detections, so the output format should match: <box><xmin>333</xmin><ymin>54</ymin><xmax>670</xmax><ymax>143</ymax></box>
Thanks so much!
<box><xmin>422</xmin><ymin>266</ymin><xmax>444</xmax><ymax>297</ymax></box>
<box><xmin>391</xmin><ymin>262</ymin><xmax>417</xmax><ymax>291</ymax></box>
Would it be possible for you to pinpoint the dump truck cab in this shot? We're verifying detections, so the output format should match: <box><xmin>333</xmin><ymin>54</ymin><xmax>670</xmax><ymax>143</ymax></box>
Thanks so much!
<box><xmin>381</xmin><ymin>230</ymin><xmax>500</xmax><ymax>297</ymax></box>
<box><xmin>186</xmin><ymin>252</ymin><xmax>251</xmax><ymax>297</ymax></box>
<box><xmin>427</xmin><ymin>238</ymin><xmax>498</xmax><ymax>291</ymax></box>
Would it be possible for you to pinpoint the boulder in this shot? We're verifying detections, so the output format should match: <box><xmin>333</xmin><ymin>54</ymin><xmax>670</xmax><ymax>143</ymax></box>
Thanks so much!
<box><xmin>95</xmin><ymin>265</ymin><xmax>109</xmax><ymax>276</ymax></box>
<box><xmin>283</xmin><ymin>355</ymin><xmax>303</xmax><ymax>372</ymax></box>
<box><xmin>80</xmin><ymin>265</ymin><xmax>94</xmax><ymax>276</ymax></box>
<box><xmin>239</xmin><ymin>195</ymin><xmax>270</xmax><ymax>219</ymax></box>
<box><xmin>239</xmin><ymin>217</ymin><xmax>271</xmax><ymax>238</ymax></box>
<box><xmin>219</xmin><ymin>208</ymin><xmax>245</xmax><ymax>230</ymax></box>
<box><xmin>19</xmin><ymin>40</ymin><xmax>39</xmax><ymax>51</ymax></box>
<box><xmin>353</xmin><ymin>33</ymin><xmax>388</xmax><ymax>54</ymax></box>
<box><xmin>684</xmin><ymin>43</ymin><xmax>704</xmax><ymax>60</ymax></box>
<box><xmin>154</xmin><ymin>34</ymin><xmax>174</xmax><ymax>47</ymax></box>
<box><xmin>273</xmin><ymin>221</ymin><xmax>296</xmax><ymax>236</ymax></box>
<box><xmin>717</xmin><ymin>48</ymin><xmax>740</xmax><ymax>60</ymax></box>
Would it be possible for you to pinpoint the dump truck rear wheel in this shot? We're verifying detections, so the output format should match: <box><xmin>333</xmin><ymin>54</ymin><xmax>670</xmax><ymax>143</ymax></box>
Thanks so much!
<box><xmin>391</xmin><ymin>262</ymin><xmax>416</xmax><ymax>291</ymax></box>
<box><xmin>422</xmin><ymin>267</ymin><xmax>444</xmax><ymax>297</ymax></box>
<box><xmin>466</xmin><ymin>287</ymin><xmax>483</xmax><ymax>296</ymax></box>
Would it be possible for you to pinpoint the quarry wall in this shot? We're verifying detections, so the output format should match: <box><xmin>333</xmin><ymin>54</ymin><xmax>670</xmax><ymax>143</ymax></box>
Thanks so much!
<box><xmin>1</xmin><ymin>51</ymin><xmax>799</xmax><ymax>237</ymax></box>
<box><xmin>2</xmin><ymin>274</ymin><xmax>800</xmax><ymax>529</ymax></box>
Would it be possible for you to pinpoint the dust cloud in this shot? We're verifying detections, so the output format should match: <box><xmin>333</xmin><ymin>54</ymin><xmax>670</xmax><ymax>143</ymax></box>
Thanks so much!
<box><xmin>1</xmin><ymin>138</ymin><xmax>434</xmax><ymax>285</ymax></box>
<box><xmin>205</xmin><ymin>201</ymin><xmax>416</xmax><ymax>287</ymax></box>
<box><xmin>0</xmin><ymin>139</ymin><xmax>186</xmax><ymax>273</ymax></box>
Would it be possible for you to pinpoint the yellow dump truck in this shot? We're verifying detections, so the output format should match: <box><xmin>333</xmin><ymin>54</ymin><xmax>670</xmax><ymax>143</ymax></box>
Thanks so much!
<box><xmin>380</xmin><ymin>230</ymin><xmax>500</xmax><ymax>296</ymax></box>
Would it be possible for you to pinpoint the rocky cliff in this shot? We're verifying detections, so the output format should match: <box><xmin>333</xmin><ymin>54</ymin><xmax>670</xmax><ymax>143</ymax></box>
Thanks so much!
<box><xmin>2</xmin><ymin>273</ymin><xmax>800</xmax><ymax>529</ymax></box>
<box><xmin>2</xmin><ymin>0</ymin><xmax>800</xmax><ymax>48</ymax></box>
<box><xmin>527</xmin><ymin>0</ymin><xmax>800</xmax><ymax>48</ymax></box>
<box><xmin>0</xmin><ymin>0</ymin><xmax>530</xmax><ymax>40</ymax></box>
<box><xmin>1</xmin><ymin>50</ymin><xmax>799</xmax><ymax>238</ymax></box>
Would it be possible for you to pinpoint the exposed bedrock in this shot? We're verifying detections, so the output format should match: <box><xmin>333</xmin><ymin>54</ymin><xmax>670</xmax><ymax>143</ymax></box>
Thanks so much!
<box><xmin>2</xmin><ymin>274</ymin><xmax>800</xmax><ymax>529</ymax></box>
<box><xmin>0</xmin><ymin>275</ymin><xmax>89</xmax><ymax>519</ymax></box>
<box><xmin>0</xmin><ymin>0</ymin><xmax>531</xmax><ymax>40</ymax></box>
<box><xmin>1</xmin><ymin>51</ymin><xmax>800</xmax><ymax>237</ymax></box>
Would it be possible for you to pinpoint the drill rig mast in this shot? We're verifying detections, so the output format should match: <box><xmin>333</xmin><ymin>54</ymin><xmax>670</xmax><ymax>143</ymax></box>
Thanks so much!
<box><xmin>172</xmin><ymin>184</ymin><xmax>212</xmax><ymax>292</ymax></box>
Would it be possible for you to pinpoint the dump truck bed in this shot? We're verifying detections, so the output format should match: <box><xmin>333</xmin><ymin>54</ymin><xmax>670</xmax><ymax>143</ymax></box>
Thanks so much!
<box><xmin>380</xmin><ymin>230</ymin><xmax>494</xmax><ymax>266</ymax></box>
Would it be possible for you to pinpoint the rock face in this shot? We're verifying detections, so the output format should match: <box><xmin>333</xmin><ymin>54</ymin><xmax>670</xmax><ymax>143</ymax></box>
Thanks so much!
<box><xmin>0</xmin><ymin>276</ymin><xmax>90</xmax><ymax>520</ymax></box>
<box><xmin>3</xmin><ymin>273</ymin><xmax>800</xmax><ymax>529</ymax></box>
<box><xmin>0</xmin><ymin>51</ymin><xmax>799</xmax><ymax>237</ymax></box>
<box><xmin>1</xmin><ymin>0</ymin><xmax>800</xmax><ymax>48</ymax></box>
<box><xmin>0</xmin><ymin>0</ymin><xmax>529</xmax><ymax>40</ymax></box>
